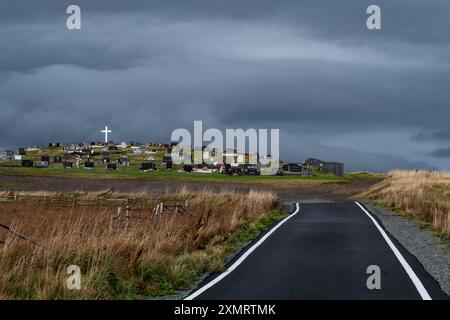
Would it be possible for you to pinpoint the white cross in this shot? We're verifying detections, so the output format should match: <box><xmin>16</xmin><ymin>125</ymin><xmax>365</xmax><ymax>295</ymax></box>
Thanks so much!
<box><xmin>101</xmin><ymin>126</ymin><xmax>112</xmax><ymax>143</ymax></box>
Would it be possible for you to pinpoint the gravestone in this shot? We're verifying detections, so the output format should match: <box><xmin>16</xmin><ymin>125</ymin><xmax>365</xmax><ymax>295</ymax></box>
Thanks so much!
<box><xmin>84</xmin><ymin>161</ymin><xmax>95</xmax><ymax>169</ymax></box>
<box><xmin>107</xmin><ymin>163</ymin><xmax>117</xmax><ymax>170</ymax></box>
<box><xmin>63</xmin><ymin>161</ymin><xmax>73</xmax><ymax>169</ymax></box>
<box><xmin>21</xmin><ymin>160</ymin><xmax>33</xmax><ymax>167</ymax></box>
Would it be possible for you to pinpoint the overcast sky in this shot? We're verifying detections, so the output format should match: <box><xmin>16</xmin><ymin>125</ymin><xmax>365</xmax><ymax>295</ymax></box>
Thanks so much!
<box><xmin>0</xmin><ymin>0</ymin><xmax>449</xmax><ymax>171</ymax></box>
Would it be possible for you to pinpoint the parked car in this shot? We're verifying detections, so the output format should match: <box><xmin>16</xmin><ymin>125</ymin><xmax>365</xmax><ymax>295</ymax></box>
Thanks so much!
<box><xmin>139</xmin><ymin>162</ymin><xmax>157</xmax><ymax>172</ymax></box>
<box><xmin>244</xmin><ymin>165</ymin><xmax>260</xmax><ymax>176</ymax></box>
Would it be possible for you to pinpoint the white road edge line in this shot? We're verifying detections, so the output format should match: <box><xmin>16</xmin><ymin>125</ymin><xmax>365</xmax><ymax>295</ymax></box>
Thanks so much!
<box><xmin>184</xmin><ymin>203</ymin><xmax>300</xmax><ymax>300</ymax></box>
<box><xmin>354</xmin><ymin>201</ymin><xmax>432</xmax><ymax>300</ymax></box>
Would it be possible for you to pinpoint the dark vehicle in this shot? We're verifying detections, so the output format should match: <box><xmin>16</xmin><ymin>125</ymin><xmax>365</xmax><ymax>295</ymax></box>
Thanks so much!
<box><xmin>244</xmin><ymin>165</ymin><xmax>260</xmax><ymax>176</ymax></box>
<box><xmin>220</xmin><ymin>163</ymin><xmax>231</xmax><ymax>174</ymax></box>
<box><xmin>183</xmin><ymin>165</ymin><xmax>193</xmax><ymax>173</ymax></box>
<box><xmin>139</xmin><ymin>162</ymin><xmax>157</xmax><ymax>172</ymax></box>
<box><xmin>220</xmin><ymin>164</ymin><xmax>244</xmax><ymax>175</ymax></box>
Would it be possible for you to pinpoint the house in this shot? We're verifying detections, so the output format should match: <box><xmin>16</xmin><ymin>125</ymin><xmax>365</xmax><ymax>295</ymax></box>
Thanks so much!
<box><xmin>119</xmin><ymin>142</ymin><xmax>128</xmax><ymax>149</ymax></box>
<box><xmin>281</xmin><ymin>163</ymin><xmax>312</xmax><ymax>176</ymax></box>
<box><xmin>305</xmin><ymin>158</ymin><xmax>344</xmax><ymax>176</ymax></box>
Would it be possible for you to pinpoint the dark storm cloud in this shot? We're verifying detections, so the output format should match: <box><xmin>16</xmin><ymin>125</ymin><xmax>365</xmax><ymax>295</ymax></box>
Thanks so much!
<box><xmin>430</xmin><ymin>148</ymin><xmax>450</xmax><ymax>159</ymax></box>
<box><xmin>412</xmin><ymin>129</ymin><xmax>450</xmax><ymax>142</ymax></box>
<box><xmin>0</xmin><ymin>1</ymin><xmax>449</xmax><ymax>170</ymax></box>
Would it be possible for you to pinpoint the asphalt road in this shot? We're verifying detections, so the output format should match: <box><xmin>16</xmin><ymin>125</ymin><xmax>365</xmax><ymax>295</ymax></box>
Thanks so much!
<box><xmin>187</xmin><ymin>202</ymin><xmax>448</xmax><ymax>300</ymax></box>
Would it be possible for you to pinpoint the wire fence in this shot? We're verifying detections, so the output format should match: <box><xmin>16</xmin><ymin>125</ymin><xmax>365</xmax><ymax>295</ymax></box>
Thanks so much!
<box><xmin>0</xmin><ymin>194</ymin><xmax>190</xmax><ymax>245</ymax></box>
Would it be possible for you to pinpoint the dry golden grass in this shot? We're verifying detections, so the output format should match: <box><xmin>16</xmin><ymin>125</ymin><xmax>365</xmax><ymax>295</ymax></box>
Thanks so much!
<box><xmin>0</xmin><ymin>189</ymin><xmax>280</xmax><ymax>299</ymax></box>
<box><xmin>362</xmin><ymin>170</ymin><xmax>450</xmax><ymax>234</ymax></box>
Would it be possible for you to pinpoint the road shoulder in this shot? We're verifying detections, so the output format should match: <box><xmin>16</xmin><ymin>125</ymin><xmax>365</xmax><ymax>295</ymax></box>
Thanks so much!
<box><xmin>363</xmin><ymin>202</ymin><xmax>450</xmax><ymax>296</ymax></box>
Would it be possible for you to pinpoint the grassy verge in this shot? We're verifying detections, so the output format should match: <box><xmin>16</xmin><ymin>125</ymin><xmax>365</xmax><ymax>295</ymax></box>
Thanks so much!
<box><xmin>0</xmin><ymin>189</ymin><xmax>283</xmax><ymax>299</ymax></box>
<box><xmin>359</xmin><ymin>170</ymin><xmax>450</xmax><ymax>244</ymax></box>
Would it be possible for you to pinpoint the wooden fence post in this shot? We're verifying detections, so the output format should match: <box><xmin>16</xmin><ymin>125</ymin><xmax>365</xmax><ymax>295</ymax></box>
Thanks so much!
<box><xmin>109</xmin><ymin>215</ymin><xmax>114</xmax><ymax>232</ymax></box>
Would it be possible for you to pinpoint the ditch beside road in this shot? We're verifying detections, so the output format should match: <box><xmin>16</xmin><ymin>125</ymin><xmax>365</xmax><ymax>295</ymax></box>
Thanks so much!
<box><xmin>0</xmin><ymin>174</ymin><xmax>380</xmax><ymax>203</ymax></box>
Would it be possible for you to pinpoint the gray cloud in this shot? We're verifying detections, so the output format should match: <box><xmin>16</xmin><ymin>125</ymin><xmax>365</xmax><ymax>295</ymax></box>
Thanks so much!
<box><xmin>0</xmin><ymin>1</ymin><xmax>449</xmax><ymax>171</ymax></box>
<box><xmin>412</xmin><ymin>129</ymin><xmax>450</xmax><ymax>142</ymax></box>
<box><xmin>430</xmin><ymin>148</ymin><xmax>450</xmax><ymax>159</ymax></box>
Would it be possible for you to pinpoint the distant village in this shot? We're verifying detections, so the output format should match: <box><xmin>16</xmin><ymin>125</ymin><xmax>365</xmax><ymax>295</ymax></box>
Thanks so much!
<box><xmin>0</xmin><ymin>140</ymin><xmax>344</xmax><ymax>176</ymax></box>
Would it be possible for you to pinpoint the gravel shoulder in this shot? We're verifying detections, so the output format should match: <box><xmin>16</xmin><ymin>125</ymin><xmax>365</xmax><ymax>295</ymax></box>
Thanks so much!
<box><xmin>363</xmin><ymin>202</ymin><xmax>450</xmax><ymax>296</ymax></box>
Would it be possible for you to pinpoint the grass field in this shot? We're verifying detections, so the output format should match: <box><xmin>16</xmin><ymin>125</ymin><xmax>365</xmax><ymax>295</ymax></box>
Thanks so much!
<box><xmin>0</xmin><ymin>189</ymin><xmax>283</xmax><ymax>299</ymax></box>
<box><xmin>361</xmin><ymin>170</ymin><xmax>450</xmax><ymax>242</ymax></box>
<box><xmin>0</xmin><ymin>165</ymin><xmax>375</xmax><ymax>186</ymax></box>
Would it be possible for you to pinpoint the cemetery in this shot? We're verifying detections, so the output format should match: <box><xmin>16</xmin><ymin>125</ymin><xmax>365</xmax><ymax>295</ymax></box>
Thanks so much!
<box><xmin>0</xmin><ymin>139</ymin><xmax>347</xmax><ymax>182</ymax></box>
